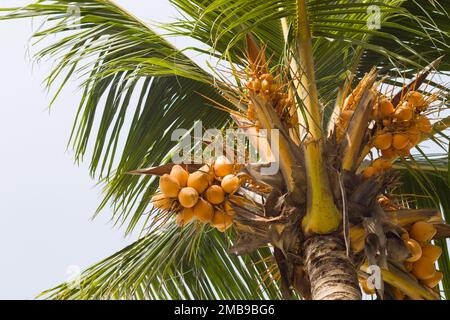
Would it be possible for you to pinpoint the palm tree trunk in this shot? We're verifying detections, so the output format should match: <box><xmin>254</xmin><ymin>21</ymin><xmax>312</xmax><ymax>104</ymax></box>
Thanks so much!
<box><xmin>304</xmin><ymin>236</ymin><xmax>361</xmax><ymax>300</ymax></box>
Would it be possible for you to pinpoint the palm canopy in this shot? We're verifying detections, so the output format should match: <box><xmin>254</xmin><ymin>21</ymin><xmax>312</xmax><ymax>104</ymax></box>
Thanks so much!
<box><xmin>1</xmin><ymin>0</ymin><xmax>449</xmax><ymax>299</ymax></box>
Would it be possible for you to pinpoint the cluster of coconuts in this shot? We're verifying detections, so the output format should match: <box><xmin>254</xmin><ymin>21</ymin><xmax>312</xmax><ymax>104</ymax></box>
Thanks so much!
<box><xmin>402</xmin><ymin>221</ymin><xmax>443</xmax><ymax>291</ymax></box>
<box><xmin>362</xmin><ymin>91</ymin><xmax>433</xmax><ymax>178</ymax></box>
<box><xmin>362</xmin><ymin>158</ymin><xmax>393</xmax><ymax>178</ymax></box>
<box><xmin>371</xmin><ymin>91</ymin><xmax>433</xmax><ymax>159</ymax></box>
<box><xmin>151</xmin><ymin>156</ymin><xmax>241</xmax><ymax>232</ymax></box>
<box><xmin>246</xmin><ymin>72</ymin><xmax>293</xmax><ymax>125</ymax></box>
<box><xmin>359</xmin><ymin>221</ymin><xmax>442</xmax><ymax>299</ymax></box>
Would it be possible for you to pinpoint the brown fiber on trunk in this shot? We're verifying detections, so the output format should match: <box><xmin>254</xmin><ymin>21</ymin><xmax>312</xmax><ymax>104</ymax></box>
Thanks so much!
<box><xmin>304</xmin><ymin>236</ymin><xmax>361</xmax><ymax>300</ymax></box>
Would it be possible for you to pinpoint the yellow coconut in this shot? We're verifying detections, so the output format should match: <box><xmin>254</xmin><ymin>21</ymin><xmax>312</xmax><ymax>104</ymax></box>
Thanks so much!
<box><xmin>396</xmin><ymin>146</ymin><xmax>411</xmax><ymax>157</ymax></box>
<box><xmin>159</xmin><ymin>174</ymin><xmax>180</xmax><ymax>198</ymax></box>
<box><xmin>221</xmin><ymin>174</ymin><xmax>240</xmax><ymax>193</ymax></box>
<box><xmin>260</xmin><ymin>73</ymin><xmax>274</xmax><ymax>82</ymax></box>
<box><xmin>151</xmin><ymin>193</ymin><xmax>174</xmax><ymax>211</ymax></box>
<box><xmin>252</xmin><ymin>78</ymin><xmax>262</xmax><ymax>91</ymax></box>
<box><xmin>199</xmin><ymin>164</ymin><xmax>215</xmax><ymax>184</ymax></box>
<box><xmin>407</xmin><ymin>91</ymin><xmax>425</xmax><ymax>108</ymax></box>
<box><xmin>373</xmin><ymin>158</ymin><xmax>392</xmax><ymax>171</ymax></box>
<box><xmin>422</xmin><ymin>271</ymin><xmax>443</xmax><ymax>288</ymax></box>
<box><xmin>381</xmin><ymin>148</ymin><xmax>396</xmax><ymax>159</ymax></box>
<box><xmin>405</xmin><ymin>238</ymin><xmax>422</xmax><ymax>262</ymax></box>
<box><xmin>176</xmin><ymin>208</ymin><xmax>195</xmax><ymax>227</ymax></box>
<box><xmin>379</xmin><ymin>98</ymin><xmax>395</xmax><ymax>117</ymax></box>
<box><xmin>178</xmin><ymin>187</ymin><xmax>199</xmax><ymax>208</ymax></box>
<box><xmin>393</xmin><ymin>105</ymin><xmax>413</xmax><ymax>122</ymax></box>
<box><xmin>205</xmin><ymin>185</ymin><xmax>225</xmax><ymax>204</ymax></box>
<box><xmin>170</xmin><ymin>165</ymin><xmax>189</xmax><ymax>187</ymax></box>
<box><xmin>213</xmin><ymin>156</ymin><xmax>234</xmax><ymax>177</ymax></box>
<box><xmin>410</xmin><ymin>221</ymin><xmax>437</xmax><ymax>243</ymax></box>
<box><xmin>211</xmin><ymin>211</ymin><xmax>234</xmax><ymax>232</ymax></box>
<box><xmin>392</xmin><ymin>133</ymin><xmax>410</xmax><ymax>150</ymax></box>
<box><xmin>407</xmin><ymin>127</ymin><xmax>421</xmax><ymax>146</ymax></box>
<box><xmin>416</xmin><ymin>115</ymin><xmax>432</xmax><ymax>134</ymax></box>
<box><xmin>373</xmin><ymin>132</ymin><xmax>393</xmax><ymax>150</ymax></box>
<box><xmin>412</xmin><ymin>256</ymin><xmax>436</xmax><ymax>280</ymax></box>
<box><xmin>363</xmin><ymin>166</ymin><xmax>378</xmax><ymax>178</ymax></box>
<box><xmin>187</xmin><ymin>171</ymin><xmax>210</xmax><ymax>193</ymax></box>
<box><xmin>193</xmin><ymin>198</ymin><xmax>214</xmax><ymax>223</ymax></box>
<box><xmin>261</xmin><ymin>79</ymin><xmax>271</xmax><ymax>91</ymax></box>
<box><xmin>421</xmin><ymin>244</ymin><xmax>442</xmax><ymax>262</ymax></box>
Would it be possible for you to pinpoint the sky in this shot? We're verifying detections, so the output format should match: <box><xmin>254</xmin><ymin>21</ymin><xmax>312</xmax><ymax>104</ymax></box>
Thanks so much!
<box><xmin>0</xmin><ymin>0</ymin><xmax>180</xmax><ymax>300</ymax></box>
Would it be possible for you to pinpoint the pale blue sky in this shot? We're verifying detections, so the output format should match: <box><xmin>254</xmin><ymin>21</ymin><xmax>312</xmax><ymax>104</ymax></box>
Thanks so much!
<box><xmin>0</xmin><ymin>0</ymin><xmax>182</xmax><ymax>300</ymax></box>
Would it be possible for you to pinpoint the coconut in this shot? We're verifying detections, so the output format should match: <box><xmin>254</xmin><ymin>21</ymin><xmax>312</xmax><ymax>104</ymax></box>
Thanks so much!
<box><xmin>363</xmin><ymin>166</ymin><xmax>378</xmax><ymax>178</ymax></box>
<box><xmin>176</xmin><ymin>208</ymin><xmax>195</xmax><ymax>227</ymax></box>
<box><xmin>199</xmin><ymin>164</ymin><xmax>215</xmax><ymax>183</ymax></box>
<box><xmin>412</xmin><ymin>256</ymin><xmax>436</xmax><ymax>280</ymax></box>
<box><xmin>373</xmin><ymin>158</ymin><xmax>392</xmax><ymax>171</ymax></box>
<box><xmin>421</xmin><ymin>244</ymin><xmax>442</xmax><ymax>262</ymax></box>
<box><xmin>392</xmin><ymin>133</ymin><xmax>410</xmax><ymax>150</ymax></box>
<box><xmin>393</xmin><ymin>104</ymin><xmax>413</xmax><ymax>121</ymax></box>
<box><xmin>211</xmin><ymin>211</ymin><xmax>233</xmax><ymax>232</ymax></box>
<box><xmin>405</xmin><ymin>239</ymin><xmax>422</xmax><ymax>262</ymax></box>
<box><xmin>261</xmin><ymin>79</ymin><xmax>271</xmax><ymax>91</ymax></box>
<box><xmin>205</xmin><ymin>185</ymin><xmax>225</xmax><ymax>205</ymax></box>
<box><xmin>373</xmin><ymin>132</ymin><xmax>393</xmax><ymax>151</ymax></box>
<box><xmin>252</xmin><ymin>79</ymin><xmax>262</xmax><ymax>91</ymax></box>
<box><xmin>407</xmin><ymin>127</ymin><xmax>421</xmax><ymax>146</ymax></box>
<box><xmin>151</xmin><ymin>193</ymin><xmax>174</xmax><ymax>211</ymax></box>
<box><xmin>260</xmin><ymin>73</ymin><xmax>274</xmax><ymax>82</ymax></box>
<box><xmin>178</xmin><ymin>187</ymin><xmax>199</xmax><ymax>208</ymax></box>
<box><xmin>213</xmin><ymin>156</ymin><xmax>234</xmax><ymax>177</ymax></box>
<box><xmin>160</xmin><ymin>174</ymin><xmax>180</xmax><ymax>198</ymax></box>
<box><xmin>187</xmin><ymin>171</ymin><xmax>210</xmax><ymax>193</ymax></box>
<box><xmin>381</xmin><ymin>148</ymin><xmax>396</xmax><ymax>159</ymax></box>
<box><xmin>221</xmin><ymin>174</ymin><xmax>240</xmax><ymax>193</ymax></box>
<box><xmin>410</xmin><ymin>221</ymin><xmax>436</xmax><ymax>242</ymax></box>
<box><xmin>416</xmin><ymin>115</ymin><xmax>432</xmax><ymax>134</ymax></box>
<box><xmin>407</xmin><ymin>91</ymin><xmax>425</xmax><ymax>108</ymax></box>
<box><xmin>396</xmin><ymin>146</ymin><xmax>411</xmax><ymax>157</ymax></box>
<box><xmin>379</xmin><ymin>98</ymin><xmax>395</xmax><ymax>117</ymax></box>
<box><xmin>421</xmin><ymin>271</ymin><xmax>443</xmax><ymax>288</ymax></box>
<box><xmin>193</xmin><ymin>198</ymin><xmax>214</xmax><ymax>223</ymax></box>
<box><xmin>170</xmin><ymin>165</ymin><xmax>189</xmax><ymax>187</ymax></box>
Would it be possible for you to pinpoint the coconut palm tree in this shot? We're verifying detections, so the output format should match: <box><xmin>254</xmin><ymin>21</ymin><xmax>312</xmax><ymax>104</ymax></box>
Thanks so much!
<box><xmin>1</xmin><ymin>0</ymin><xmax>450</xmax><ymax>300</ymax></box>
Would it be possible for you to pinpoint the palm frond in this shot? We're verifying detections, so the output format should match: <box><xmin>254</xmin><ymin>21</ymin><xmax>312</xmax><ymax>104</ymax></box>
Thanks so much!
<box><xmin>41</xmin><ymin>221</ymin><xmax>285</xmax><ymax>300</ymax></box>
<box><xmin>1</xmin><ymin>0</ymin><xmax>233</xmax><ymax>233</ymax></box>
